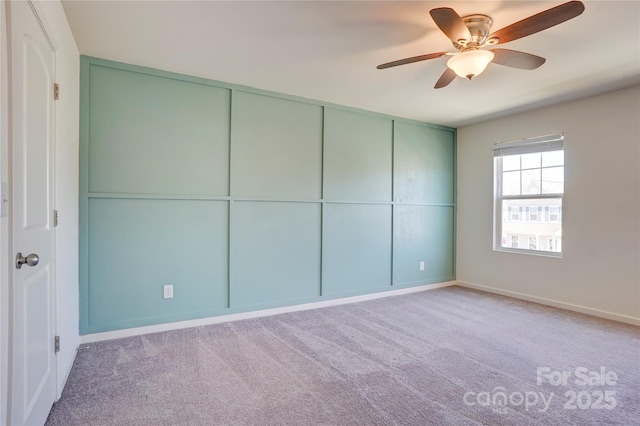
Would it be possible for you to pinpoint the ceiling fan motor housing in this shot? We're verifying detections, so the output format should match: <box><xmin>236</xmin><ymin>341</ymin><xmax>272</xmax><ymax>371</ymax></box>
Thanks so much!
<box><xmin>454</xmin><ymin>14</ymin><xmax>494</xmax><ymax>49</ymax></box>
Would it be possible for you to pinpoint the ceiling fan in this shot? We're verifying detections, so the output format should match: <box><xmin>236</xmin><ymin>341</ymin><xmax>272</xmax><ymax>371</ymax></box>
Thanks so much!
<box><xmin>377</xmin><ymin>1</ymin><xmax>585</xmax><ymax>88</ymax></box>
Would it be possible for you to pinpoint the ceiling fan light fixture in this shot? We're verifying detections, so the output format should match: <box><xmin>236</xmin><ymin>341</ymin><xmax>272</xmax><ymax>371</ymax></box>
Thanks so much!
<box><xmin>447</xmin><ymin>49</ymin><xmax>495</xmax><ymax>80</ymax></box>
<box><xmin>377</xmin><ymin>2</ymin><xmax>585</xmax><ymax>88</ymax></box>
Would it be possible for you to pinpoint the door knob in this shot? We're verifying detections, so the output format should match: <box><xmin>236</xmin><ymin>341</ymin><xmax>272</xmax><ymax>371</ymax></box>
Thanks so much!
<box><xmin>16</xmin><ymin>252</ymin><xmax>39</xmax><ymax>269</ymax></box>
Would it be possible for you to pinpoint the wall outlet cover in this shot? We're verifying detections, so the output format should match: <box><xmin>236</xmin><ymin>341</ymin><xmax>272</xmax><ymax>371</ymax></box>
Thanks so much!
<box><xmin>163</xmin><ymin>284</ymin><xmax>174</xmax><ymax>299</ymax></box>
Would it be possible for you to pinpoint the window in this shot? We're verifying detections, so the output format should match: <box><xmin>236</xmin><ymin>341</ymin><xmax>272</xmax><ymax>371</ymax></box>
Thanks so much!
<box><xmin>508</xmin><ymin>206</ymin><xmax>520</xmax><ymax>221</ymax></box>
<box><xmin>494</xmin><ymin>134</ymin><xmax>564</xmax><ymax>256</ymax></box>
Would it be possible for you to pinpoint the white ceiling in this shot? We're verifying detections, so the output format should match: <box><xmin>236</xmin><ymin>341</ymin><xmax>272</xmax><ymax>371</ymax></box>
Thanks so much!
<box><xmin>61</xmin><ymin>1</ymin><xmax>640</xmax><ymax>128</ymax></box>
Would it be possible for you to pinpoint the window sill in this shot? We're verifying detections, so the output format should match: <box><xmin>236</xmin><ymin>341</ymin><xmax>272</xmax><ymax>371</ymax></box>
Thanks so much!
<box><xmin>494</xmin><ymin>247</ymin><xmax>563</xmax><ymax>258</ymax></box>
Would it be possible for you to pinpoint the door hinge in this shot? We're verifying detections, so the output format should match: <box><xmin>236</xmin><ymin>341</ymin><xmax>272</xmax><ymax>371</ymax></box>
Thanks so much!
<box><xmin>54</xmin><ymin>336</ymin><xmax>60</xmax><ymax>353</ymax></box>
<box><xmin>54</xmin><ymin>83</ymin><xmax>59</xmax><ymax>100</ymax></box>
<box><xmin>53</xmin><ymin>209</ymin><xmax>59</xmax><ymax>227</ymax></box>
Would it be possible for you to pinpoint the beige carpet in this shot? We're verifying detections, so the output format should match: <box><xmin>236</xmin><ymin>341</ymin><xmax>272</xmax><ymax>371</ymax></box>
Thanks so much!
<box><xmin>46</xmin><ymin>286</ymin><xmax>640</xmax><ymax>425</ymax></box>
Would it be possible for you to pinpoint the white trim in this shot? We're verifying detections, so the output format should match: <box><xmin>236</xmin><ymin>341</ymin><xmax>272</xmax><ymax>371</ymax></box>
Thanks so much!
<box><xmin>456</xmin><ymin>280</ymin><xmax>640</xmax><ymax>326</ymax></box>
<box><xmin>494</xmin><ymin>246</ymin><xmax>562</xmax><ymax>259</ymax></box>
<box><xmin>56</xmin><ymin>347</ymin><xmax>75</xmax><ymax>401</ymax></box>
<box><xmin>80</xmin><ymin>281</ymin><xmax>456</xmax><ymax>344</ymax></box>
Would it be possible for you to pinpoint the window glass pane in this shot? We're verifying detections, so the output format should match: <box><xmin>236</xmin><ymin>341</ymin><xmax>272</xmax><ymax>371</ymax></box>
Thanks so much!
<box><xmin>502</xmin><ymin>155</ymin><xmax>520</xmax><ymax>171</ymax></box>
<box><xmin>521</xmin><ymin>169</ymin><xmax>541</xmax><ymax>195</ymax></box>
<box><xmin>521</xmin><ymin>152</ymin><xmax>541</xmax><ymax>169</ymax></box>
<box><xmin>502</xmin><ymin>171</ymin><xmax>520</xmax><ymax>196</ymax></box>
<box><xmin>542</xmin><ymin>150</ymin><xmax>564</xmax><ymax>167</ymax></box>
<box><xmin>501</xmin><ymin>198</ymin><xmax>562</xmax><ymax>252</ymax></box>
<box><xmin>542</xmin><ymin>166</ymin><xmax>564</xmax><ymax>194</ymax></box>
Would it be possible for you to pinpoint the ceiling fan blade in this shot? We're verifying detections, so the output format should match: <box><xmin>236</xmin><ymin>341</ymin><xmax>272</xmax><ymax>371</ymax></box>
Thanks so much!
<box><xmin>434</xmin><ymin>68</ymin><xmax>457</xmax><ymax>89</ymax></box>
<box><xmin>429</xmin><ymin>8</ymin><xmax>471</xmax><ymax>43</ymax></box>
<box><xmin>488</xmin><ymin>1</ymin><xmax>585</xmax><ymax>45</ymax></box>
<box><xmin>490</xmin><ymin>49</ymin><xmax>546</xmax><ymax>70</ymax></box>
<box><xmin>377</xmin><ymin>52</ymin><xmax>447</xmax><ymax>69</ymax></box>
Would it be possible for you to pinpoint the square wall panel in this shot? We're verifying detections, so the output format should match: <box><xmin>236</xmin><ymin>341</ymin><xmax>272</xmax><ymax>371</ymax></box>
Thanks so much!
<box><xmin>394</xmin><ymin>122</ymin><xmax>455</xmax><ymax>205</ymax></box>
<box><xmin>231</xmin><ymin>202</ymin><xmax>321</xmax><ymax>307</ymax></box>
<box><xmin>232</xmin><ymin>92</ymin><xmax>322</xmax><ymax>199</ymax></box>
<box><xmin>87</xmin><ymin>199</ymin><xmax>228</xmax><ymax>331</ymax></box>
<box><xmin>88</xmin><ymin>65</ymin><xmax>230</xmax><ymax>196</ymax></box>
<box><xmin>323</xmin><ymin>108</ymin><xmax>392</xmax><ymax>201</ymax></box>
<box><xmin>323</xmin><ymin>204</ymin><xmax>392</xmax><ymax>296</ymax></box>
<box><xmin>393</xmin><ymin>205</ymin><xmax>454</xmax><ymax>285</ymax></box>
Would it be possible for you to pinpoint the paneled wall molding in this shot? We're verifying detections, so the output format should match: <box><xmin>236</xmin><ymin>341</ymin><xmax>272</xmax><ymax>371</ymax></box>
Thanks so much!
<box><xmin>80</xmin><ymin>56</ymin><xmax>456</xmax><ymax>334</ymax></box>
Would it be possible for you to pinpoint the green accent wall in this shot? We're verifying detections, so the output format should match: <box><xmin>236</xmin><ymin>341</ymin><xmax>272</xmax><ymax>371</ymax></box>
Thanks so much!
<box><xmin>88</xmin><ymin>64</ymin><xmax>230</xmax><ymax>196</ymax></box>
<box><xmin>232</xmin><ymin>201</ymin><xmax>322</xmax><ymax>308</ymax></box>
<box><xmin>323</xmin><ymin>108</ymin><xmax>392</xmax><ymax>202</ymax></box>
<box><xmin>323</xmin><ymin>204</ymin><xmax>392</xmax><ymax>296</ymax></box>
<box><xmin>80</xmin><ymin>56</ymin><xmax>456</xmax><ymax>334</ymax></box>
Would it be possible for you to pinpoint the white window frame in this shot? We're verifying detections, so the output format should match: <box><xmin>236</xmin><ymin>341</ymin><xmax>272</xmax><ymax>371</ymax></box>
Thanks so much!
<box><xmin>493</xmin><ymin>133</ymin><xmax>564</xmax><ymax>257</ymax></box>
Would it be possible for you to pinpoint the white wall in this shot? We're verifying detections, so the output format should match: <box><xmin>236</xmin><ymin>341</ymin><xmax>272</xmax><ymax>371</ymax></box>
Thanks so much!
<box><xmin>457</xmin><ymin>85</ymin><xmax>640</xmax><ymax>324</ymax></box>
<box><xmin>37</xmin><ymin>0</ymin><xmax>80</xmax><ymax>397</ymax></box>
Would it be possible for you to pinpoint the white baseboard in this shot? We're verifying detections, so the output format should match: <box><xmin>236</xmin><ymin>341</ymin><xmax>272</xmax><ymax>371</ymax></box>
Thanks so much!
<box><xmin>80</xmin><ymin>281</ymin><xmax>457</xmax><ymax>344</ymax></box>
<box><xmin>456</xmin><ymin>280</ymin><xmax>640</xmax><ymax>326</ymax></box>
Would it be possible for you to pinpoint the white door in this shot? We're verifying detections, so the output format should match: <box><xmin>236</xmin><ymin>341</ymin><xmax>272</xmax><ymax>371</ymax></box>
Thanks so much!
<box><xmin>9</xmin><ymin>1</ymin><xmax>57</xmax><ymax>425</ymax></box>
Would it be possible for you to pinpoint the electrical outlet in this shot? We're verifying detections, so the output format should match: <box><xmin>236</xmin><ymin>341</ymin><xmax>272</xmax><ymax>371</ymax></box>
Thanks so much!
<box><xmin>419</xmin><ymin>261</ymin><xmax>425</xmax><ymax>271</ymax></box>
<box><xmin>163</xmin><ymin>284</ymin><xmax>174</xmax><ymax>299</ymax></box>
